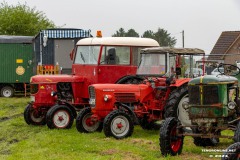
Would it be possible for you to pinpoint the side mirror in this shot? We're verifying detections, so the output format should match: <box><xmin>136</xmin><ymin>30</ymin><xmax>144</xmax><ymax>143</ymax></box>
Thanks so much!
<box><xmin>176</xmin><ymin>67</ymin><xmax>181</xmax><ymax>75</ymax></box>
<box><xmin>69</xmin><ymin>48</ymin><xmax>75</xmax><ymax>61</ymax></box>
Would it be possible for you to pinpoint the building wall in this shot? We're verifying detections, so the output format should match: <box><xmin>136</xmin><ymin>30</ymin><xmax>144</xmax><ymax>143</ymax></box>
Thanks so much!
<box><xmin>224</xmin><ymin>38</ymin><xmax>240</xmax><ymax>64</ymax></box>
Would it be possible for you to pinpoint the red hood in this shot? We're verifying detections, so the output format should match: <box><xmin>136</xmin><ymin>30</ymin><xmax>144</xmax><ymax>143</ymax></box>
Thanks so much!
<box><xmin>30</xmin><ymin>74</ymin><xmax>86</xmax><ymax>83</ymax></box>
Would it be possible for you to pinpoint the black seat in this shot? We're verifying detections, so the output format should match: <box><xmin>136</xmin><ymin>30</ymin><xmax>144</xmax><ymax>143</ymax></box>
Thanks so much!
<box><xmin>106</xmin><ymin>48</ymin><xmax>119</xmax><ymax>64</ymax></box>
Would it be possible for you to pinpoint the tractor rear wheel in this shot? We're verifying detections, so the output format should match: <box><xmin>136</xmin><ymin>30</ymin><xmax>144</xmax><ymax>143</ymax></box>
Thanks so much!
<box><xmin>46</xmin><ymin>105</ymin><xmax>74</xmax><ymax>129</ymax></box>
<box><xmin>76</xmin><ymin>107</ymin><xmax>102</xmax><ymax>133</ymax></box>
<box><xmin>116</xmin><ymin>75</ymin><xmax>144</xmax><ymax>84</ymax></box>
<box><xmin>24</xmin><ymin>104</ymin><xmax>46</xmax><ymax>125</ymax></box>
<box><xmin>139</xmin><ymin>117</ymin><xmax>161</xmax><ymax>130</ymax></box>
<box><xmin>222</xmin><ymin>142</ymin><xmax>240</xmax><ymax>160</ymax></box>
<box><xmin>103</xmin><ymin>110</ymin><xmax>134</xmax><ymax>139</ymax></box>
<box><xmin>164</xmin><ymin>85</ymin><xmax>191</xmax><ymax>126</ymax></box>
<box><xmin>160</xmin><ymin>117</ymin><xmax>184</xmax><ymax>156</ymax></box>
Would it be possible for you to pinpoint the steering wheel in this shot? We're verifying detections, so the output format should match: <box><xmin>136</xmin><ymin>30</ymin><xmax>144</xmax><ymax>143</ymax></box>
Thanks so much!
<box><xmin>218</xmin><ymin>63</ymin><xmax>240</xmax><ymax>76</ymax></box>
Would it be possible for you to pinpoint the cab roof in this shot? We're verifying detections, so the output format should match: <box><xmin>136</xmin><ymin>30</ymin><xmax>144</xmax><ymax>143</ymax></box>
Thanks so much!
<box><xmin>76</xmin><ymin>37</ymin><xmax>159</xmax><ymax>46</ymax></box>
<box><xmin>141</xmin><ymin>47</ymin><xmax>205</xmax><ymax>55</ymax></box>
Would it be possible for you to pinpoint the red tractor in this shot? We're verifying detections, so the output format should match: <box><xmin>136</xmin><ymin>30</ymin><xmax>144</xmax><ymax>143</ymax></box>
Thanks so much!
<box><xmin>24</xmin><ymin>36</ymin><xmax>159</xmax><ymax>129</ymax></box>
<box><xmin>76</xmin><ymin>47</ymin><xmax>205</xmax><ymax>139</ymax></box>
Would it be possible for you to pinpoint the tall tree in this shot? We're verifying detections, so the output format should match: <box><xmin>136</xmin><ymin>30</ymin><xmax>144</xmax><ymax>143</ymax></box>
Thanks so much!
<box><xmin>0</xmin><ymin>2</ymin><xmax>55</xmax><ymax>36</ymax></box>
<box><xmin>142</xmin><ymin>30</ymin><xmax>155</xmax><ymax>39</ymax></box>
<box><xmin>112</xmin><ymin>28</ymin><xmax>126</xmax><ymax>37</ymax></box>
<box><xmin>125</xmin><ymin>29</ymin><xmax>139</xmax><ymax>37</ymax></box>
<box><xmin>153</xmin><ymin>28</ymin><xmax>176</xmax><ymax>47</ymax></box>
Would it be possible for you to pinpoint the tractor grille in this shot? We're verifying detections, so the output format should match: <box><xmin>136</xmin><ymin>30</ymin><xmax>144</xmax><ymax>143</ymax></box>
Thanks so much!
<box><xmin>189</xmin><ymin>86</ymin><xmax>200</xmax><ymax>104</ymax></box>
<box><xmin>88</xmin><ymin>86</ymin><xmax>95</xmax><ymax>99</ymax></box>
<box><xmin>30</xmin><ymin>84</ymin><xmax>38</xmax><ymax>94</ymax></box>
<box><xmin>203</xmin><ymin>85</ymin><xmax>219</xmax><ymax>104</ymax></box>
<box><xmin>114</xmin><ymin>93</ymin><xmax>137</xmax><ymax>103</ymax></box>
<box><xmin>189</xmin><ymin>85</ymin><xmax>219</xmax><ymax>105</ymax></box>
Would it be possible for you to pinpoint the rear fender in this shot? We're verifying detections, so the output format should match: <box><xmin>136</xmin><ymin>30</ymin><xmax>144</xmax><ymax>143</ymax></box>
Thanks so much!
<box><xmin>170</xmin><ymin>78</ymin><xmax>191</xmax><ymax>87</ymax></box>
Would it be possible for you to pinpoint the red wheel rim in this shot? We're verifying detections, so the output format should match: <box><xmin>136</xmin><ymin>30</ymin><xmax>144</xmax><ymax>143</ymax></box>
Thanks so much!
<box><xmin>85</xmin><ymin>117</ymin><xmax>93</xmax><ymax>126</ymax></box>
<box><xmin>170</xmin><ymin>125</ymin><xmax>182</xmax><ymax>152</ymax></box>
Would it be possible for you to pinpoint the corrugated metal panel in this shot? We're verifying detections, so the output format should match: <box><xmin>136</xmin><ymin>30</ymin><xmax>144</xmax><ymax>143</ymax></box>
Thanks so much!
<box><xmin>0</xmin><ymin>43</ymin><xmax>34</xmax><ymax>83</ymax></box>
<box><xmin>0</xmin><ymin>35</ymin><xmax>33</xmax><ymax>43</ymax></box>
<box><xmin>42</xmin><ymin>29</ymin><xmax>91</xmax><ymax>39</ymax></box>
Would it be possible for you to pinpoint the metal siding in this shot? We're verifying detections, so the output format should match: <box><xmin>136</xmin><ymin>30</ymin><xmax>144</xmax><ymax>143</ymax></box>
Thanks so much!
<box><xmin>0</xmin><ymin>43</ymin><xmax>33</xmax><ymax>83</ymax></box>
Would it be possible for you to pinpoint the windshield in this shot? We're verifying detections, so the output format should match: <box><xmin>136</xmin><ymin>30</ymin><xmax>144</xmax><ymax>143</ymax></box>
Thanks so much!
<box><xmin>74</xmin><ymin>46</ymin><xmax>101</xmax><ymax>64</ymax></box>
<box><xmin>137</xmin><ymin>53</ymin><xmax>167</xmax><ymax>76</ymax></box>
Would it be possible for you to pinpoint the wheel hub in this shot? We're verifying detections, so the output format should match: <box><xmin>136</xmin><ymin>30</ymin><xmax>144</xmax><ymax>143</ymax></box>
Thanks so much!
<box><xmin>117</xmin><ymin>122</ymin><xmax>123</xmax><ymax>129</ymax></box>
<box><xmin>53</xmin><ymin>110</ymin><xmax>70</xmax><ymax>128</ymax></box>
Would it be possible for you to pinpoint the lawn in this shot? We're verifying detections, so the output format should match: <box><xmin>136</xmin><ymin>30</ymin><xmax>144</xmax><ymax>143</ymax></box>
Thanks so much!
<box><xmin>0</xmin><ymin>97</ymin><xmax>234</xmax><ymax>160</ymax></box>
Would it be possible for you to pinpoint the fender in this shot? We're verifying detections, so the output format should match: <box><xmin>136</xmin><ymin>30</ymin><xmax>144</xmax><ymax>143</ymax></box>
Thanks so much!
<box><xmin>57</xmin><ymin>100</ymin><xmax>77</xmax><ymax>118</ymax></box>
<box><xmin>117</xmin><ymin>103</ymin><xmax>139</xmax><ymax>125</ymax></box>
<box><xmin>115</xmin><ymin>75</ymin><xmax>144</xmax><ymax>84</ymax></box>
<box><xmin>170</xmin><ymin>78</ymin><xmax>191</xmax><ymax>87</ymax></box>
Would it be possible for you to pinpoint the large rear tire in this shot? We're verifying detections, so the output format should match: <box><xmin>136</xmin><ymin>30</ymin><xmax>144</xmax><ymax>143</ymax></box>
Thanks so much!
<box><xmin>76</xmin><ymin>107</ymin><xmax>102</xmax><ymax>133</ymax></box>
<box><xmin>164</xmin><ymin>85</ymin><xmax>191</xmax><ymax>126</ymax></box>
<box><xmin>160</xmin><ymin>117</ymin><xmax>184</xmax><ymax>156</ymax></box>
<box><xmin>24</xmin><ymin>104</ymin><xmax>46</xmax><ymax>125</ymax></box>
<box><xmin>46</xmin><ymin>105</ymin><xmax>74</xmax><ymax>129</ymax></box>
<box><xmin>103</xmin><ymin>110</ymin><xmax>134</xmax><ymax>139</ymax></box>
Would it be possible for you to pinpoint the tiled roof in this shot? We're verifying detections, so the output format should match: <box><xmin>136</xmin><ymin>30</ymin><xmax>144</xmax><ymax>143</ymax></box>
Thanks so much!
<box><xmin>208</xmin><ymin>31</ymin><xmax>240</xmax><ymax>60</ymax></box>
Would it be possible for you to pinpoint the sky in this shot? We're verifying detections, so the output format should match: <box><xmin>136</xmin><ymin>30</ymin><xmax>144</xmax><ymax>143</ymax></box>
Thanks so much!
<box><xmin>5</xmin><ymin>0</ymin><xmax>240</xmax><ymax>54</ymax></box>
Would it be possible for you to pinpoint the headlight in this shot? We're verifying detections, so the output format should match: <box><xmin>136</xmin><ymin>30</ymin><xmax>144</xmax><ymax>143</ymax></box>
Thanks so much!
<box><xmin>30</xmin><ymin>96</ymin><xmax>35</xmax><ymax>102</ymax></box>
<box><xmin>51</xmin><ymin>91</ymin><xmax>57</xmax><ymax>97</ymax></box>
<box><xmin>104</xmin><ymin>95</ymin><xmax>112</xmax><ymax>102</ymax></box>
<box><xmin>89</xmin><ymin>98</ymin><xmax>96</xmax><ymax>105</ymax></box>
<box><xmin>228</xmin><ymin>101</ymin><xmax>236</xmax><ymax>110</ymax></box>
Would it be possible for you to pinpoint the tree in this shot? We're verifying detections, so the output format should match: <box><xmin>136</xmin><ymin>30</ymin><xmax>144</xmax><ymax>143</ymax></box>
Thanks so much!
<box><xmin>112</xmin><ymin>28</ymin><xmax>126</xmax><ymax>37</ymax></box>
<box><xmin>0</xmin><ymin>2</ymin><xmax>55</xmax><ymax>36</ymax></box>
<box><xmin>142</xmin><ymin>30</ymin><xmax>155</xmax><ymax>39</ymax></box>
<box><xmin>125</xmin><ymin>29</ymin><xmax>139</xmax><ymax>37</ymax></box>
<box><xmin>153</xmin><ymin>28</ymin><xmax>176</xmax><ymax>47</ymax></box>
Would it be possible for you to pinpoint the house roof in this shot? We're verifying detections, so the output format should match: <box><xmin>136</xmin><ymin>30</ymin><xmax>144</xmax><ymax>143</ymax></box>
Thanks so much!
<box><xmin>208</xmin><ymin>31</ymin><xmax>240</xmax><ymax>60</ymax></box>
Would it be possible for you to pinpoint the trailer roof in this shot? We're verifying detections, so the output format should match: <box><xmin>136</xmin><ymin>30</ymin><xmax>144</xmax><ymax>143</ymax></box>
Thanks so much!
<box><xmin>76</xmin><ymin>37</ymin><xmax>159</xmax><ymax>47</ymax></box>
<box><xmin>0</xmin><ymin>35</ymin><xmax>33</xmax><ymax>44</ymax></box>
<box><xmin>141</xmin><ymin>47</ymin><xmax>205</xmax><ymax>55</ymax></box>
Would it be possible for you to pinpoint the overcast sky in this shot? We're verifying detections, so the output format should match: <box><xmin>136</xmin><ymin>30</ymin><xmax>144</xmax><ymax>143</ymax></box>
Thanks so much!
<box><xmin>6</xmin><ymin>0</ymin><xmax>240</xmax><ymax>54</ymax></box>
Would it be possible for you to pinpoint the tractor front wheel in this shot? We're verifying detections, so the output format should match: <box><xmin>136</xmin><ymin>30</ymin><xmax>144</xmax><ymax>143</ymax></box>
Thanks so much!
<box><xmin>46</xmin><ymin>105</ymin><xmax>74</xmax><ymax>129</ymax></box>
<box><xmin>103</xmin><ymin>110</ymin><xmax>134</xmax><ymax>139</ymax></box>
<box><xmin>234</xmin><ymin>121</ymin><xmax>240</xmax><ymax>142</ymax></box>
<box><xmin>76</xmin><ymin>107</ymin><xmax>102</xmax><ymax>133</ymax></box>
<box><xmin>192</xmin><ymin>128</ymin><xmax>219</xmax><ymax>147</ymax></box>
<box><xmin>24</xmin><ymin>104</ymin><xmax>46</xmax><ymax>125</ymax></box>
<box><xmin>160</xmin><ymin>117</ymin><xmax>184</xmax><ymax>156</ymax></box>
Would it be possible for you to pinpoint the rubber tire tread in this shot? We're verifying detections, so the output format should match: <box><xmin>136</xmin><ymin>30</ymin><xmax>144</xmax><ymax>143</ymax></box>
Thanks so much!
<box><xmin>23</xmin><ymin>104</ymin><xmax>46</xmax><ymax>125</ymax></box>
<box><xmin>159</xmin><ymin>117</ymin><xmax>184</xmax><ymax>156</ymax></box>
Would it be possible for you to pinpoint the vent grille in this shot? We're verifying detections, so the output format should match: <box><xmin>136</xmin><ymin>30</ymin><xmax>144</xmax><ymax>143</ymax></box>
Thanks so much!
<box><xmin>89</xmin><ymin>86</ymin><xmax>95</xmax><ymax>99</ymax></box>
<box><xmin>114</xmin><ymin>93</ymin><xmax>137</xmax><ymax>103</ymax></box>
<box><xmin>30</xmin><ymin>84</ymin><xmax>39</xmax><ymax>94</ymax></box>
<box><xmin>203</xmin><ymin>85</ymin><xmax>219</xmax><ymax>104</ymax></box>
<box><xmin>189</xmin><ymin>86</ymin><xmax>200</xmax><ymax>104</ymax></box>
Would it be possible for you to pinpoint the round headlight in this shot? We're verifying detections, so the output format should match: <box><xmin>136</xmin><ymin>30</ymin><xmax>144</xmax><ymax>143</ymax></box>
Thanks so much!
<box><xmin>51</xmin><ymin>91</ymin><xmax>56</xmax><ymax>97</ymax></box>
<box><xmin>104</xmin><ymin>95</ymin><xmax>109</xmax><ymax>102</ymax></box>
<box><xmin>228</xmin><ymin>101</ymin><xmax>236</xmax><ymax>110</ymax></box>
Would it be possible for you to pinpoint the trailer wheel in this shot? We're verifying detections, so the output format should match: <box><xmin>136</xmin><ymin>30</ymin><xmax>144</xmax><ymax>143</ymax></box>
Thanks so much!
<box><xmin>233</xmin><ymin>121</ymin><xmax>240</xmax><ymax>142</ymax></box>
<box><xmin>24</xmin><ymin>104</ymin><xmax>46</xmax><ymax>125</ymax></box>
<box><xmin>76</xmin><ymin>107</ymin><xmax>102</xmax><ymax>133</ymax></box>
<box><xmin>46</xmin><ymin>105</ymin><xmax>74</xmax><ymax>129</ymax></box>
<box><xmin>164</xmin><ymin>85</ymin><xmax>191</xmax><ymax>126</ymax></box>
<box><xmin>1</xmin><ymin>86</ymin><xmax>14</xmax><ymax>97</ymax></box>
<box><xmin>159</xmin><ymin>117</ymin><xmax>184</xmax><ymax>156</ymax></box>
<box><xmin>222</xmin><ymin>142</ymin><xmax>240</xmax><ymax>160</ymax></box>
<box><xmin>103</xmin><ymin>110</ymin><xmax>134</xmax><ymax>139</ymax></box>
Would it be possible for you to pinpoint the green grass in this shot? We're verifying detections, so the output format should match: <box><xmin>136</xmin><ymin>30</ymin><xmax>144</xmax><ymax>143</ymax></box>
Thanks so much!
<box><xmin>0</xmin><ymin>97</ymin><xmax>235</xmax><ymax>160</ymax></box>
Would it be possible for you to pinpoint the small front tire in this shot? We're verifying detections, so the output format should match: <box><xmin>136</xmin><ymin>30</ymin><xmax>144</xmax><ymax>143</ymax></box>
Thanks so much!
<box><xmin>76</xmin><ymin>107</ymin><xmax>102</xmax><ymax>133</ymax></box>
<box><xmin>46</xmin><ymin>105</ymin><xmax>74</xmax><ymax>129</ymax></box>
<box><xmin>103</xmin><ymin>110</ymin><xmax>134</xmax><ymax>139</ymax></box>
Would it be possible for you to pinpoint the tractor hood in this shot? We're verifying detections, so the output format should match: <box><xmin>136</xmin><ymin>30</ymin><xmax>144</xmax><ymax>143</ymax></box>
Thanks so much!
<box><xmin>30</xmin><ymin>75</ymin><xmax>86</xmax><ymax>83</ymax></box>
<box><xmin>189</xmin><ymin>75</ymin><xmax>238</xmax><ymax>85</ymax></box>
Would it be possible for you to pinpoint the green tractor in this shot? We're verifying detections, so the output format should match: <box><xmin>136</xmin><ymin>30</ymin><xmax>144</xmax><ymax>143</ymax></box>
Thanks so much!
<box><xmin>159</xmin><ymin>63</ymin><xmax>240</xmax><ymax>156</ymax></box>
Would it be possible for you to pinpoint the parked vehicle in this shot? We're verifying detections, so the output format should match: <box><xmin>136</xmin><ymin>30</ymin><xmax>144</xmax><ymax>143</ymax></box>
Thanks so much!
<box><xmin>211</xmin><ymin>67</ymin><xmax>224</xmax><ymax>75</ymax></box>
<box><xmin>0</xmin><ymin>36</ymin><xmax>34</xmax><ymax>97</ymax></box>
<box><xmin>24</xmin><ymin>36</ymin><xmax>159</xmax><ymax>129</ymax></box>
<box><xmin>184</xmin><ymin>68</ymin><xmax>203</xmax><ymax>78</ymax></box>
<box><xmin>159</xmin><ymin>63</ymin><xmax>240</xmax><ymax>156</ymax></box>
<box><xmin>76</xmin><ymin>47</ymin><xmax>205</xmax><ymax>139</ymax></box>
